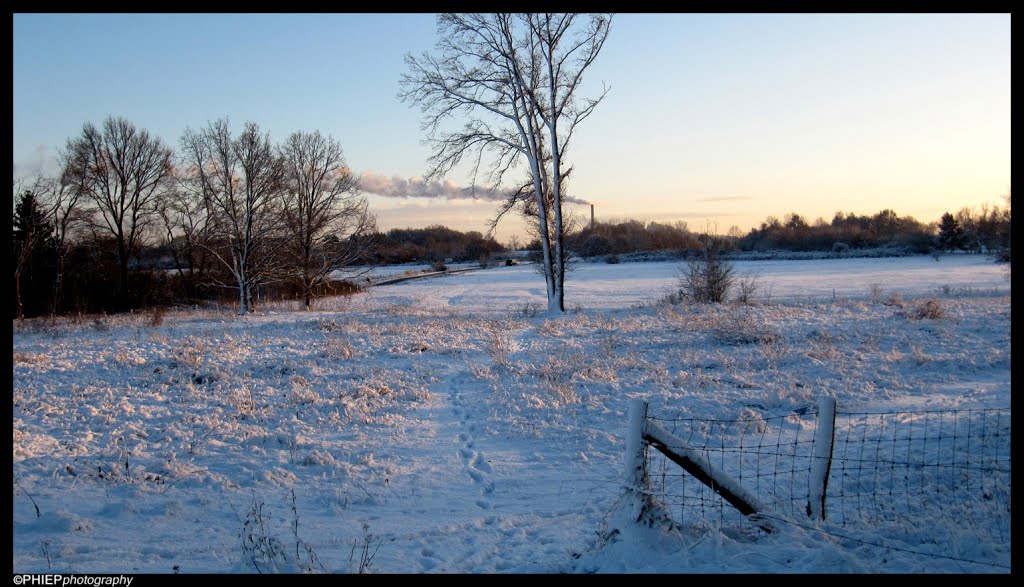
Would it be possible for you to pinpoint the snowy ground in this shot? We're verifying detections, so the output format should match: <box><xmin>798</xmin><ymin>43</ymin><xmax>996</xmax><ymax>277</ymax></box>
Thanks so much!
<box><xmin>11</xmin><ymin>254</ymin><xmax>1011</xmax><ymax>573</ymax></box>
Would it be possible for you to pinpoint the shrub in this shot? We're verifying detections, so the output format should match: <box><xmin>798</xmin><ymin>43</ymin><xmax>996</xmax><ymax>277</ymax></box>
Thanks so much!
<box><xmin>676</xmin><ymin>246</ymin><xmax>735</xmax><ymax>303</ymax></box>
<box><xmin>882</xmin><ymin>290</ymin><xmax>904</xmax><ymax>308</ymax></box>
<box><xmin>868</xmin><ymin>283</ymin><xmax>884</xmax><ymax>303</ymax></box>
<box><xmin>712</xmin><ymin>310</ymin><xmax>780</xmax><ymax>346</ymax></box>
<box><xmin>430</xmin><ymin>260</ymin><xmax>448</xmax><ymax>272</ymax></box>
<box><xmin>908</xmin><ymin>299</ymin><xmax>944</xmax><ymax>320</ymax></box>
<box><xmin>734</xmin><ymin>273</ymin><xmax>761</xmax><ymax>304</ymax></box>
<box><xmin>148</xmin><ymin>305</ymin><xmax>167</xmax><ymax>327</ymax></box>
<box><xmin>605</xmin><ymin>253</ymin><xmax>620</xmax><ymax>264</ymax></box>
<box><xmin>518</xmin><ymin>302</ymin><xmax>542</xmax><ymax>318</ymax></box>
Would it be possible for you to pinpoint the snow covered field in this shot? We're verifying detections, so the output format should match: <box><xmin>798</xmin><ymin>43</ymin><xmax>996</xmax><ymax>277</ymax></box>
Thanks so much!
<box><xmin>11</xmin><ymin>254</ymin><xmax>1011</xmax><ymax>573</ymax></box>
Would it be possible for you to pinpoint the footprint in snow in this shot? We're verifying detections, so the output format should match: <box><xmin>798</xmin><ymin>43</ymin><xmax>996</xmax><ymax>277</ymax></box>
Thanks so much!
<box><xmin>472</xmin><ymin>454</ymin><xmax>492</xmax><ymax>473</ymax></box>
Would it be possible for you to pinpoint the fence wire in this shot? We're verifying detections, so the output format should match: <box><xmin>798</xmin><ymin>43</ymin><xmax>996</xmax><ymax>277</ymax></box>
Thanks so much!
<box><xmin>644</xmin><ymin>405</ymin><xmax>1011</xmax><ymax>568</ymax></box>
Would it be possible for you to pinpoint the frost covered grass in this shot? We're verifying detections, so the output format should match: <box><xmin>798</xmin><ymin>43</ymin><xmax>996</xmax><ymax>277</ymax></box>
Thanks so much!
<box><xmin>11</xmin><ymin>256</ymin><xmax>1010</xmax><ymax>573</ymax></box>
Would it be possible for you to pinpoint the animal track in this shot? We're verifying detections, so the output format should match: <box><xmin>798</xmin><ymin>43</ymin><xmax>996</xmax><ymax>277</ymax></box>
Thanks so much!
<box><xmin>450</xmin><ymin>386</ymin><xmax>494</xmax><ymax>509</ymax></box>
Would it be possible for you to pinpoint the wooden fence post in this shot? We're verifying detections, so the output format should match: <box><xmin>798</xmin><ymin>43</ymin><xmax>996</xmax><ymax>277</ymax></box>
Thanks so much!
<box><xmin>622</xmin><ymin>398</ymin><xmax>650</xmax><ymax>521</ymax></box>
<box><xmin>807</xmin><ymin>396</ymin><xmax>837</xmax><ymax>520</ymax></box>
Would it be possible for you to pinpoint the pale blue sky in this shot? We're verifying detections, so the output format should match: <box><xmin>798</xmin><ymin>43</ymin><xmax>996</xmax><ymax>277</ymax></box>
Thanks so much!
<box><xmin>12</xmin><ymin>13</ymin><xmax>1011</xmax><ymax>242</ymax></box>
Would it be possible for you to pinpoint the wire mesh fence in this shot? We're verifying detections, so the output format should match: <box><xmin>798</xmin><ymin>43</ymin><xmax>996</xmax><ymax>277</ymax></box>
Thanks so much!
<box><xmin>643</xmin><ymin>403</ymin><xmax>1011</xmax><ymax>567</ymax></box>
<box><xmin>647</xmin><ymin>408</ymin><xmax>821</xmax><ymax>527</ymax></box>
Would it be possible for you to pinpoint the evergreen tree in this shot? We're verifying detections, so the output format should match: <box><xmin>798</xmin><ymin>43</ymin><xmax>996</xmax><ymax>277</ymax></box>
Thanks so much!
<box><xmin>937</xmin><ymin>212</ymin><xmax>964</xmax><ymax>251</ymax></box>
<box><xmin>13</xmin><ymin>190</ymin><xmax>56</xmax><ymax>318</ymax></box>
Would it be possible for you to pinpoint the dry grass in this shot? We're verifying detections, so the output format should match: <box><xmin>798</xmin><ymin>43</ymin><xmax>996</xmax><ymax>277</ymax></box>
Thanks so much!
<box><xmin>907</xmin><ymin>299</ymin><xmax>945</xmax><ymax>320</ymax></box>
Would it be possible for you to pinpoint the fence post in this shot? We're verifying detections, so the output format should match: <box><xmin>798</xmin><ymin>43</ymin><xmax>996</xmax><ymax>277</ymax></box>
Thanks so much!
<box><xmin>623</xmin><ymin>398</ymin><xmax>650</xmax><ymax>521</ymax></box>
<box><xmin>807</xmin><ymin>396</ymin><xmax>837</xmax><ymax>520</ymax></box>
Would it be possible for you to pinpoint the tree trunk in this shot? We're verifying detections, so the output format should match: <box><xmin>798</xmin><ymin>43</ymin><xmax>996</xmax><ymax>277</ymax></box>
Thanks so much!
<box><xmin>238</xmin><ymin>277</ymin><xmax>247</xmax><ymax>316</ymax></box>
<box><xmin>526</xmin><ymin>161</ymin><xmax>556</xmax><ymax>307</ymax></box>
<box><xmin>552</xmin><ymin>270</ymin><xmax>565</xmax><ymax>313</ymax></box>
<box><xmin>52</xmin><ymin>255</ymin><xmax>65</xmax><ymax>316</ymax></box>
<box><xmin>15</xmin><ymin>272</ymin><xmax>23</xmax><ymax>321</ymax></box>
<box><xmin>551</xmin><ymin>203</ymin><xmax>566</xmax><ymax>313</ymax></box>
<box><xmin>118</xmin><ymin>242</ymin><xmax>130</xmax><ymax>311</ymax></box>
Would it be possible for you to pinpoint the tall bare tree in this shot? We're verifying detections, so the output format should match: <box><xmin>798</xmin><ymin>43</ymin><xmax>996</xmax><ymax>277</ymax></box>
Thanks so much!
<box><xmin>158</xmin><ymin>169</ymin><xmax>213</xmax><ymax>304</ymax></box>
<box><xmin>62</xmin><ymin>116</ymin><xmax>173</xmax><ymax>309</ymax></box>
<box><xmin>279</xmin><ymin>130</ymin><xmax>375</xmax><ymax>311</ymax></box>
<box><xmin>180</xmin><ymin>119</ymin><xmax>285</xmax><ymax>315</ymax></box>
<box><xmin>401</xmin><ymin>13</ymin><xmax>612</xmax><ymax>312</ymax></box>
<box><xmin>36</xmin><ymin>167</ymin><xmax>86</xmax><ymax>315</ymax></box>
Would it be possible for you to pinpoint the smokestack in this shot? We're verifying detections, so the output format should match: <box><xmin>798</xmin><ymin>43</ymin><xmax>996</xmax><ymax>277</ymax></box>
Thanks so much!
<box><xmin>591</xmin><ymin>204</ymin><xmax>595</xmax><ymax>228</ymax></box>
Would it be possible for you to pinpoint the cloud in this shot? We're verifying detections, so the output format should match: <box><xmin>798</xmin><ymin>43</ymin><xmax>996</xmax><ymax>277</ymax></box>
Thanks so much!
<box><xmin>357</xmin><ymin>171</ymin><xmax>590</xmax><ymax>206</ymax></box>
<box><xmin>13</xmin><ymin>144</ymin><xmax>55</xmax><ymax>179</ymax></box>
<box><xmin>357</xmin><ymin>172</ymin><xmax>474</xmax><ymax>200</ymax></box>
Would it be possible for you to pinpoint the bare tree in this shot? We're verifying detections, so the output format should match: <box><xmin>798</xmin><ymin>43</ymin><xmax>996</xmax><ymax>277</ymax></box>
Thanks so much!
<box><xmin>180</xmin><ymin>119</ymin><xmax>286</xmax><ymax>315</ymax></box>
<box><xmin>62</xmin><ymin>116</ymin><xmax>174</xmax><ymax>309</ymax></box>
<box><xmin>400</xmin><ymin>13</ymin><xmax>612</xmax><ymax>313</ymax></box>
<box><xmin>279</xmin><ymin>130</ymin><xmax>376</xmax><ymax>311</ymax></box>
<box><xmin>506</xmin><ymin>234</ymin><xmax>522</xmax><ymax>253</ymax></box>
<box><xmin>34</xmin><ymin>167</ymin><xmax>86</xmax><ymax>315</ymax></box>
<box><xmin>157</xmin><ymin>169</ymin><xmax>213</xmax><ymax>304</ymax></box>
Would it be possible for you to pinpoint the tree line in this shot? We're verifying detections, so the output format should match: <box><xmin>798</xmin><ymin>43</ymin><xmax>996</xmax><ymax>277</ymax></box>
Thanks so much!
<box><xmin>12</xmin><ymin>116</ymin><xmax>375</xmax><ymax>319</ymax></box>
<box><xmin>367</xmin><ymin>226</ymin><xmax>504</xmax><ymax>265</ymax></box>
<box><xmin>11</xmin><ymin>114</ymin><xmax>1009</xmax><ymax>321</ymax></box>
<box><xmin>551</xmin><ymin>203</ymin><xmax>1011</xmax><ymax>260</ymax></box>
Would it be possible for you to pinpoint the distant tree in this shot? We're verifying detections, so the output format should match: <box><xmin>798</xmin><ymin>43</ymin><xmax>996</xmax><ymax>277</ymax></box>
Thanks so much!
<box><xmin>577</xmin><ymin>234</ymin><xmax>610</xmax><ymax>257</ymax></box>
<box><xmin>953</xmin><ymin>207</ymin><xmax>981</xmax><ymax>252</ymax></box>
<box><xmin>784</xmin><ymin>212</ymin><xmax>808</xmax><ymax>231</ymax></box>
<box><xmin>1002</xmin><ymin>190</ymin><xmax>1011</xmax><ymax>259</ymax></box>
<box><xmin>62</xmin><ymin>116</ymin><xmax>174</xmax><ymax>310</ymax></box>
<box><xmin>994</xmin><ymin>188</ymin><xmax>1011</xmax><ymax>262</ymax></box>
<box><xmin>279</xmin><ymin>130</ymin><xmax>376</xmax><ymax>311</ymax></box>
<box><xmin>370</xmin><ymin>225</ymin><xmax>502</xmax><ymax>265</ymax></box>
<box><xmin>157</xmin><ymin>176</ymin><xmax>213</xmax><ymax>303</ymax></box>
<box><xmin>870</xmin><ymin>209</ymin><xmax>900</xmax><ymax>239</ymax></box>
<box><xmin>506</xmin><ymin>235</ymin><xmax>522</xmax><ymax>253</ymax></box>
<box><xmin>180</xmin><ymin>119</ymin><xmax>286</xmax><ymax>315</ymax></box>
<box><xmin>401</xmin><ymin>13</ymin><xmax>613</xmax><ymax>313</ymax></box>
<box><xmin>570</xmin><ymin>218</ymin><xmax>700</xmax><ymax>256</ymax></box>
<box><xmin>937</xmin><ymin>212</ymin><xmax>965</xmax><ymax>251</ymax></box>
<box><xmin>43</xmin><ymin>164</ymin><xmax>87</xmax><ymax>314</ymax></box>
<box><xmin>12</xmin><ymin>188</ymin><xmax>55</xmax><ymax>319</ymax></box>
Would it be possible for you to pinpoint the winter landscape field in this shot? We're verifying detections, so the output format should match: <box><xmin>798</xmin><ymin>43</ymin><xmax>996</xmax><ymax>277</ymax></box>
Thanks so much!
<box><xmin>11</xmin><ymin>254</ymin><xmax>1011</xmax><ymax>573</ymax></box>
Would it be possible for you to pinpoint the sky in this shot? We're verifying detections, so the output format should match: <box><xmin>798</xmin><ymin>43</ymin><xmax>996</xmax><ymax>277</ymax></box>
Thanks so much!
<box><xmin>12</xmin><ymin>13</ymin><xmax>1011</xmax><ymax>243</ymax></box>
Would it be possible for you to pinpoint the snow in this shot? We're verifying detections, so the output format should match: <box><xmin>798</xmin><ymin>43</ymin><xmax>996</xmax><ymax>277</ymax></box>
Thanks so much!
<box><xmin>11</xmin><ymin>254</ymin><xmax>1011</xmax><ymax>573</ymax></box>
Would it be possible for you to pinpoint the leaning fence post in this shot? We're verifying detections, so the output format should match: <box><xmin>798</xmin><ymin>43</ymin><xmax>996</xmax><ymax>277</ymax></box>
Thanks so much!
<box><xmin>623</xmin><ymin>398</ymin><xmax>650</xmax><ymax>521</ymax></box>
<box><xmin>808</xmin><ymin>396</ymin><xmax>837</xmax><ymax>520</ymax></box>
